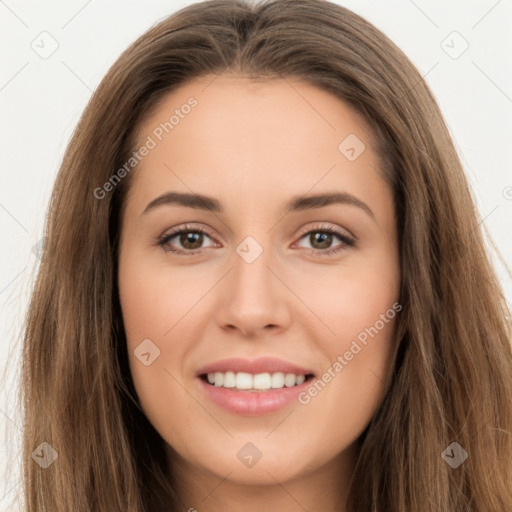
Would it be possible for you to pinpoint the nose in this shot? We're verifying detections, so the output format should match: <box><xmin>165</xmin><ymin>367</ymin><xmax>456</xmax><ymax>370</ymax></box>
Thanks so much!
<box><xmin>215</xmin><ymin>240</ymin><xmax>292</xmax><ymax>338</ymax></box>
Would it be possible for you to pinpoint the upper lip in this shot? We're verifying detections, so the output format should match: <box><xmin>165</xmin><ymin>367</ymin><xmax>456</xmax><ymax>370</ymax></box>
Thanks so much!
<box><xmin>196</xmin><ymin>357</ymin><xmax>315</xmax><ymax>377</ymax></box>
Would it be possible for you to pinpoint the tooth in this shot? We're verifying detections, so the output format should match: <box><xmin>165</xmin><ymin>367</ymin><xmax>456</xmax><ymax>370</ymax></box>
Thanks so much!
<box><xmin>214</xmin><ymin>372</ymin><xmax>224</xmax><ymax>387</ymax></box>
<box><xmin>253</xmin><ymin>372</ymin><xmax>272</xmax><ymax>390</ymax></box>
<box><xmin>235</xmin><ymin>372</ymin><xmax>253</xmax><ymax>389</ymax></box>
<box><xmin>271</xmin><ymin>372</ymin><xmax>285</xmax><ymax>388</ymax></box>
<box><xmin>223</xmin><ymin>371</ymin><xmax>236</xmax><ymax>388</ymax></box>
<box><xmin>284</xmin><ymin>373</ymin><xmax>297</xmax><ymax>387</ymax></box>
<box><xmin>206</xmin><ymin>370</ymin><xmax>307</xmax><ymax>389</ymax></box>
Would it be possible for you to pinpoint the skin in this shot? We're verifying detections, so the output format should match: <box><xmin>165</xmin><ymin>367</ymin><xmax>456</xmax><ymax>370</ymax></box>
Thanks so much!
<box><xmin>117</xmin><ymin>73</ymin><xmax>401</xmax><ymax>512</ymax></box>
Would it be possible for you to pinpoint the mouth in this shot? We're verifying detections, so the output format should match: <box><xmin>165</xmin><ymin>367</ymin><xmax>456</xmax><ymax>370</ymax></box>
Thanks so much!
<box><xmin>197</xmin><ymin>371</ymin><xmax>316</xmax><ymax>416</ymax></box>
<box><xmin>195</xmin><ymin>356</ymin><xmax>317</xmax><ymax>415</ymax></box>
<box><xmin>199</xmin><ymin>371</ymin><xmax>316</xmax><ymax>392</ymax></box>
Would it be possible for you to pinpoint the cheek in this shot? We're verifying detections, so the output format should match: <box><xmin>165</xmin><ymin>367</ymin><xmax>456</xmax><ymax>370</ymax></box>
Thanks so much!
<box><xmin>296</xmin><ymin>251</ymin><xmax>400</xmax><ymax>343</ymax></box>
<box><xmin>118</xmin><ymin>254</ymin><xmax>196</xmax><ymax>448</ymax></box>
<box><xmin>296</xmin><ymin>251</ymin><xmax>400</xmax><ymax>415</ymax></box>
<box><xmin>118</xmin><ymin>249</ymin><xmax>205</xmax><ymax>342</ymax></box>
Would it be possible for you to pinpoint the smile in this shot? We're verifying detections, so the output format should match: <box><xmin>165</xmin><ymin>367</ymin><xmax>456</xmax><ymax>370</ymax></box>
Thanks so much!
<box><xmin>202</xmin><ymin>371</ymin><xmax>314</xmax><ymax>391</ymax></box>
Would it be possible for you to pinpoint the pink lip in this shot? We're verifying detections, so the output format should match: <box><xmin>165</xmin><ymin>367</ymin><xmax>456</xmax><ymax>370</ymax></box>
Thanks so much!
<box><xmin>196</xmin><ymin>356</ymin><xmax>315</xmax><ymax>376</ymax></box>
<box><xmin>195</xmin><ymin>356</ymin><xmax>316</xmax><ymax>416</ymax></box>
<box><xmin>197</xmin><ymin>376</ymin><xmax>314</xmax><ymax>416</ymax></box>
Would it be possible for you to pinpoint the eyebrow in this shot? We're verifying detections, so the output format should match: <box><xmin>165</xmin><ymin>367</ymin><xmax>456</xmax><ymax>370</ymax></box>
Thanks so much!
<box><xmin>141</xmin><ymin>191</ymin><xmax>375</xmax><ymax>220</ymax></box>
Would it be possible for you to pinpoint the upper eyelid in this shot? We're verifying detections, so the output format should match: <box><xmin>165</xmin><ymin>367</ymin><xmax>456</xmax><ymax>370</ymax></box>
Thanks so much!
<box><xmin>162</xmin><ymin>222</ymin><xmax>351</xmax><ymax>239</ymax></box>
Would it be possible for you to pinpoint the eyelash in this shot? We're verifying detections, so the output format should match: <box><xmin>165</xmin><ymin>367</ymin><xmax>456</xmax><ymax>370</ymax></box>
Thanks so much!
<box><xmin>155</xmin><ymin>223</ymin><xmax>356</xmax><ymax>257</ymax></box>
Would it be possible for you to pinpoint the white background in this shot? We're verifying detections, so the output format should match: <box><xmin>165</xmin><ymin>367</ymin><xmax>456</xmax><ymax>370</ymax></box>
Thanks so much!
<box><xmin>1</xmin><ymin>0</ymin><xmax>511</xmax><ymax>508</ymax></box>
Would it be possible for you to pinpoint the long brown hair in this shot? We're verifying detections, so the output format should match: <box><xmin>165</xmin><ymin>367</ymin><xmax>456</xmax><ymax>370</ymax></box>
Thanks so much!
<box><xmin>14</xmin><ymin>0</ymin><xmax>512</xmax><ymax>510</ymax></box>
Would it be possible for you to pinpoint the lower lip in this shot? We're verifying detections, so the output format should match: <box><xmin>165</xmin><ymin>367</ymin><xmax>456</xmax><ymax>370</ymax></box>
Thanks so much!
<box><xmin>198</xmin><ymin>376</ymin><xmax>313</xmax><ymax>416</ymax></box>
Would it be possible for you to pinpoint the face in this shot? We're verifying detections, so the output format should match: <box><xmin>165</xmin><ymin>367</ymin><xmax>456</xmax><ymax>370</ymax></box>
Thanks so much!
<box><xmin>118</xmin><ymin>73</ymin><xmax>400</xmax><ymax>492</ymax></box>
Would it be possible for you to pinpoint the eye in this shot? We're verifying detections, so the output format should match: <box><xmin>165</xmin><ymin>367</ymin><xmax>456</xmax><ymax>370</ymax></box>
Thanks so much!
<box><xmin>156</xmin><ymin>224</ymin><xmax>217</xmax><ymax>254</ymax></box>
<box><xmin>155</xmin><ymin>223</ymin><xmax>356</xmax><ymax>256</ymax></box>
<box><xmin>294</xmin><ymin>224</ymin><xmax>356</xmax><ymax>256</ymax></box>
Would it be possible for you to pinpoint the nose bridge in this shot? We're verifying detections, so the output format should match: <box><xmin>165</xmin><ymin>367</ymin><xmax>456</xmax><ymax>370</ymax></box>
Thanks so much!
<box><xmin>231</xmin><ymin>233</ymin><xmax>276</xmax><ymax>305</ymax></box>
<box><xmin>215</xmin><ymin>231</ymin><xmax>290</xmax><ymax>335</ymax></box>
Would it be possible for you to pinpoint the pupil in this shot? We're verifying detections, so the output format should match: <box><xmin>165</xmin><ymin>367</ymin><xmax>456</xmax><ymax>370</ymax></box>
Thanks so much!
<box><xmin>181</xmin><ymin>232</ymin><xmax>203</xmax><ymax>249</ymax></box>
<box><xmin>312</xmin><ymin>232</ymin><xmax>331</xmax><ymax>249</ymax></box>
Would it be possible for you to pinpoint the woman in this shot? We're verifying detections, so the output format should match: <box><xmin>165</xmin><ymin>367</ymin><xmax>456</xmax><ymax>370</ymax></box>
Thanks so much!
<box><xmin>18</xmin><ymin>0</ymin><xmax>512</xmax><ymax>510</ymax></box>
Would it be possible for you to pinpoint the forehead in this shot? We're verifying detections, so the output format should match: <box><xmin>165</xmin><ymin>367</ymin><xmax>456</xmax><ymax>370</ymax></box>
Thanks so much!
<box><xmin>136</xmin><ymin>72</ymin><xmax>378</xmax><ymax>154</ymax></box>
<box><xmin>126</xmin><ymin>73</ymin><xmax>388</xmax><ymax>216</ymax></box>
